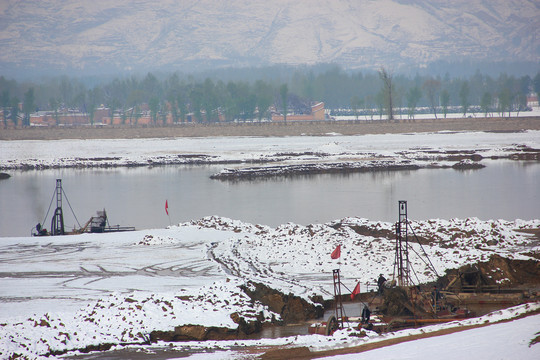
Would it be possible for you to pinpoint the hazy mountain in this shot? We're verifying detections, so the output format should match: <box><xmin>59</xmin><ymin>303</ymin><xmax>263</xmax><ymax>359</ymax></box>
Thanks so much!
<box><xmin>0</xmin><ymin>0</ymin><xmax>538</xmax><ymax>78</ymax></box>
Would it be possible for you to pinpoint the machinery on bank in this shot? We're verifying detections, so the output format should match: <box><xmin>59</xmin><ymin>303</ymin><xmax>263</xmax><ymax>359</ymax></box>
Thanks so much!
<box><xmin>310</xmin><ymin>200</ymin><xmax>476</xmax><ymax>336</ymax></box>
<box><xmin>32</xmin><ymin>179</ymin><xmax>135</xmax><ymax>236</ymax></box>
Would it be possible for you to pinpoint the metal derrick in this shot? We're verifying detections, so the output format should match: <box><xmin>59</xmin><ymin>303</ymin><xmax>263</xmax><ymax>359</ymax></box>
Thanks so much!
<box><xmin>32</xmin><ymin>179</ymin><xmax>134</xmax><ymax>236</ymax></box>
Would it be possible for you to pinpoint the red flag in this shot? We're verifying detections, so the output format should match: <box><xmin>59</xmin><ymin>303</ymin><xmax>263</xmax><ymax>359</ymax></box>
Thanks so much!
<box><xmin>350</xmin><ymin>282</ymin><xmax>360</xmax><ymax>300</ymax></box>
<box><xmin>165</xmin><ymin>200</ymin><xmax>169</xmax><ymax>215</ymax></box>
<box><xmin>330</xmin><ymin>244</ymin><xmax>341</xmax><ymax>259</ymax></box>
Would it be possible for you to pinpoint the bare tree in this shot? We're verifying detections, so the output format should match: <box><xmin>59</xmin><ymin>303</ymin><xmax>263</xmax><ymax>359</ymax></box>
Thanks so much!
<box><xmin>1</xmin><ymin>90</ymin><xmax>9</xmax><ymax>128</ymax></box>
<box><xmin>423</xmin><ymin>78</ymin><xmax>441</xmax><ymax>119</ymax></box>
<box><xmin>440</xmin><ymin>90</ymin><xmax>450</xmax><ymax>118</ymax></box>
<box><xmin>459</xmin><ymin>81</ymin><xmax>470</xmax><ymax>116</ymax></box>
<box><xmin>279</xmin><ymin>84</ymin><xmax>289</xmax><ymax>123</ymax></box>
<box><xmin>22</xmin><ymin>88</ymin><xmax>35</xmax><ymax>127</ymax></box>
<box><xmin>406</xmin><ymin>87</ymin><xmax>422</xmax><ymax>120</ymax></box>
<box><xmin>534</xmin><ymin>72</ymin><xmax>540</xmax><ymax>101</ymax></box>
<box><xmin>378</xmin><ymin>67</ymin><xmax>394</xmax><ymax>121</ymax></box>
<box><xmin>351</xmin><ymin>96</ymin><xmax>363</xmax><ymax>121</ymax></box>
<box><xmin>480</xmin><ymin>92</ymin><xmax>492</xmax><ymax>117</ymax></box>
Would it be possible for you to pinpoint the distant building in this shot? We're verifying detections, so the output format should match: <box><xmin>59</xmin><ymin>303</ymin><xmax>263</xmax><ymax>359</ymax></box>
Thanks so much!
<box><xmin>527</xmin><ymin>94</ymin><xmax>538</xmax><ymax>108</ymax></box>
<box><xmin>20</xmin><ymin>100</ymin><xmax>331</xmax><ymax>127</ymax></box>
<box><xmin>30</xmin><ymin>112</ymin><xmax>88</xmax><ymax>126</ymax></box>
<box><xmin>272</xmin><ymin>102</ymin><xmax>327</xmax><ymax>122</ymax></box>
<box><xmin>29</xmin><ymin>107</ymin><xmax>111</xmax><ymax>126</ymax></box>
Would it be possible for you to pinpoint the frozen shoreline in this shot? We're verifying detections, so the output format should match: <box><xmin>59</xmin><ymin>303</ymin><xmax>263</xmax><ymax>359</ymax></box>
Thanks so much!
<box><xmin>1</xmin><ymin>130</ymin><xmax>539</xmax><ymax>172</ymax></box>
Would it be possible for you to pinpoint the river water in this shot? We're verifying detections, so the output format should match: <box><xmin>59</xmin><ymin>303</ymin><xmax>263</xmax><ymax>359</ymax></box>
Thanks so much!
<box><xmin>1</xmin><ymin>160</ymin><xmax>539</xmax><ymax>237</ymax></box>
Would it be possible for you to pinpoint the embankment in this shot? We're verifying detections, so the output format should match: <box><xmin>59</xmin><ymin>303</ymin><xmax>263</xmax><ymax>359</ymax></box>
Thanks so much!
<box><xmin>1</xmin><ymin>116</ymin><xmax>539</xmax><ymax>140</ymax></box>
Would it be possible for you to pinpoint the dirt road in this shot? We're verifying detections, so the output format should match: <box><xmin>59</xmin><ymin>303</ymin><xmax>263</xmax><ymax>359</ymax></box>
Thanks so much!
<box><xmin>1</xmin><ymin>116</ymin><xmax>539</xmax><ymax>140</ymax></box>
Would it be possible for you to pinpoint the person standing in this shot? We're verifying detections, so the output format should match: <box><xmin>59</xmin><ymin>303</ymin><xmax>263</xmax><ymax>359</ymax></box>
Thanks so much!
<box><xmin>377</xmin><ymin>274</ymin><xmax>387</xmax><ymax>294</ymax></box>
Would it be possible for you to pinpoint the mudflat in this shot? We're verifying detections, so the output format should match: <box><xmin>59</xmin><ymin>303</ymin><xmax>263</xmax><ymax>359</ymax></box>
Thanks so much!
<box><xmin>1</xmin><ymin>116</ymin><xmax>539</xmax><ymax>140</ymax></box>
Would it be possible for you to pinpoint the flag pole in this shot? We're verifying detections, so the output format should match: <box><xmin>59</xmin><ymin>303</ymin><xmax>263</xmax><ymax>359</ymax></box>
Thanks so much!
<box><xmin>338</xmin><ymin>245</ymin><xmax>342</xmax><ymax>271</ymax></box>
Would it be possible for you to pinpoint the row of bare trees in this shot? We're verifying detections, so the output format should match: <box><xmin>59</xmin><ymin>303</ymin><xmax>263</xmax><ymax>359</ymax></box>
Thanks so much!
<box><xmin>1</xmin><ymin>67</ymin><xmax>539</xmax><ymax>126</ymax></box>
<box><xmin>371</xmin><ymin>67</ymin><xmax>539</xmax><ymax>121</ymax></box>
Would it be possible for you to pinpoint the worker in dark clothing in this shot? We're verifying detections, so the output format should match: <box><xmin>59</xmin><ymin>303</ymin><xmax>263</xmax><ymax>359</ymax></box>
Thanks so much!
<box><xmin>361</xmin><ymin>304</ymin><xmax>371</xmax><ymax>324</ymax></box>
<box><xmin>431</xmin><ymin>286</ymin><xmax>441</xmax><ymax>311</ymax></box>
<box><xmin>34</xmin><ymin>223</ymin><xmax>47</xmax><ymax>236</ymax></box>
<box><xmin>377</xmin><ymin>274</ymin><xmax>387</xmax><ymax>294</ymax></box>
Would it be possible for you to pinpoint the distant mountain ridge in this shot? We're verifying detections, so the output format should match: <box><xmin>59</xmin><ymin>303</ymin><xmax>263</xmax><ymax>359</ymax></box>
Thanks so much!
<box><xmin>0</xmin><ymin>0</ymin><xmax>538</xmax><ymax>77</ymax></box>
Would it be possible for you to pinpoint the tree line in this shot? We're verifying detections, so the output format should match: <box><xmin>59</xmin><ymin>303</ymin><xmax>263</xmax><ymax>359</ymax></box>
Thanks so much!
<box><xmin>1</xmin><ymin>65</ymin><xmax>539</xmax><ymax>127</ymax></box>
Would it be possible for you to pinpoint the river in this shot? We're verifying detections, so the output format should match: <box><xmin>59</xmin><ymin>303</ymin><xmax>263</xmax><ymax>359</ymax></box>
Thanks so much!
<box><xmin>0</xmin><ymin>160</ymin><xmax>539</xmax><ymax>238</ymax></box>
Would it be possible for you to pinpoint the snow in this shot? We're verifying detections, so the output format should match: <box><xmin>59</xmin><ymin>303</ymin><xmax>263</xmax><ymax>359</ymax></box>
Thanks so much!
<box><xmin>2</xmin><ymin>279</ymin><xmax>274</xmax><ymax>358</ymax></box>
<box><xmin>334</xmin><ymin>107</ymin><xmax>540</xmax><ymax>122</ymax></box>
<box><xmin>320</xmin><ymin>310</ymin><xmax>540</xmax><ymax>360</ymax></box>
<box><xmin>1</xmin><ymin>216</ymin><xmax>539</xmax><ymax>359</ymax></box>
<box><xmin>1</xmin><ymin>130</ymin><xmax>539</xmax><ymax>359</ymax></box>
<box><xmin>43</xmin><ymin>304</ymin><xmax>538</xmax><ymax>359</ymax></box>
<box><xmin>201</xmin><ymin>216</ymin><xmax>540</xmax><ymax>296</ymax></box>
<box><xmin>1</xmin><ymin>130</ymin><xmax>539</xmax><ymax>170</ymax></box>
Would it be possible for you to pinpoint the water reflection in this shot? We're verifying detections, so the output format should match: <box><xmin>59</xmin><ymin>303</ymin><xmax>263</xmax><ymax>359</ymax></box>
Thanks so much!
<box><xmin>0</xmin><ymin>160</ymin><xmax>538</xmax><ymax>237</ymax></box>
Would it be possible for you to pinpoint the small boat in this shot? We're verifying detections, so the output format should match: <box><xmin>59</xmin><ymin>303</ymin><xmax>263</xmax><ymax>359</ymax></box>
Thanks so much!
<box><xmin>32</xmin><ymin>179</ymin><xmax>134</xmax><ymax>236</ymax></box>
<box><xmin>79</xmin><ymin>209</ymin><xmax>135</xmax><ymax>234</ymax></box>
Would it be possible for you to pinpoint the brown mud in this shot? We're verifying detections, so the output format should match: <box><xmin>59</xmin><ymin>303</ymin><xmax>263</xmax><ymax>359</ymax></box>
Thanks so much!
<box><xmin>148</xmin><ymin>282</ymin><xmax>324</xmax><ymax>343</ymax></box>
<box><xmin>439</xmin><ymin>254</ymin><xmax>540</xmax><ymax>291</ymax></box>
<box><xmin>260</xmin><ymin>254</ymin><xmax>540</xmax><ymax>359</ymax></box>
<box><xmin>260</xmin><ymin>307</ymin><xmax>540</xmax><ymax>359</ymax></box>
<box><xmin>1</xmin><ymin>116</ymin><xmax>539</xmax><ymax>140</ymax></box>
<box><xmin>43</xmin><ymin>255</ymin><xmax>539</xmax><ymax>358</ymax></box>
<box><xmin>210</xmin><ymin>162</ymin><xmax>422</xmax><ymax>180</ymax></box>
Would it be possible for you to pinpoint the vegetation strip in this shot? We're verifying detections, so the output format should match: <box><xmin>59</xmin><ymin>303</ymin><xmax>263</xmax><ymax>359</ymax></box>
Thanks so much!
<box><xmin>1</xmin><ymin>116</ymin><xmax>540</xmax><ymax>141</ymax></box>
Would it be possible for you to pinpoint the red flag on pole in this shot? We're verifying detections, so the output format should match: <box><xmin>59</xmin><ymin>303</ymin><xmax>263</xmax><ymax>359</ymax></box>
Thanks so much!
<box><xmin>330</xmin><ymin>244</ymin><xmax>341</xmax><ymax>259</ymax></box>
<box><xmin>350</xmin><ymin>281</ymin><xmax>360</xmax><ymax>300</ymax></box>
<box><xmin>165</xmin><ymin>200</ymin><xmax>169</xmax><ymax>215</ymax></box>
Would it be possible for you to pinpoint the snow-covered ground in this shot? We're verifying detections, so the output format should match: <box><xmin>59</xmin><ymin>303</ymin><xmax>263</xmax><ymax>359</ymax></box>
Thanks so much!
<box><xmin>1</xmin><ymin>216</ymin><xmax>539</xmax><ymax>359</ymax></box>
<box><xmin>333</xmin><ymin>107</ymin><xmax>540</xmax><ymax>122</ymax></box>
<box><xmin>70</xmin><ymin>304</ymin><xmax>538</xmax><ymax>360</ymax></box>
<box><xmin>316</xmin><ymin>304</ymin><xmax>540</xmax><ymax>360</ymax></box>
<box><xmin>1</xmin><ymin>130</ymin><xmax>539</xmax><ymax>359</ymax></box>
<box><xmin>1</xmin><ymin>130</ymin><xmax>539</xmax><ymax>170</ymax></box>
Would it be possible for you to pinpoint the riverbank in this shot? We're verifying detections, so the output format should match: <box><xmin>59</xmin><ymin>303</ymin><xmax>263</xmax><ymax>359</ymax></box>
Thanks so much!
<box><xmin>1</xmin><ymin>127</ymin><xmax>539</xmax><ymax>172</ymax></box>
<box><xmin>1</xmin><ymin>116</ymin><xmax>540</xmax><ymax>140</ymax></box>
<box><xmin>1</xmin><ymin>215</ymin><xmax>539</xmax><ymax>359</ymax></box>
<box><xmin>2</xmin><ymin>131</ymin><xmax>539</xmax><ymax>237</ymax></box>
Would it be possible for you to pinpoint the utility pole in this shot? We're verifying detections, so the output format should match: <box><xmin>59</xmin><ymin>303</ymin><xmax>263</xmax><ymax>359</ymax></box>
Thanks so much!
<box><xmin>379</xmin><ymin>67</ymin><xmax>394</xmax><ymax>121</ymax></box>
